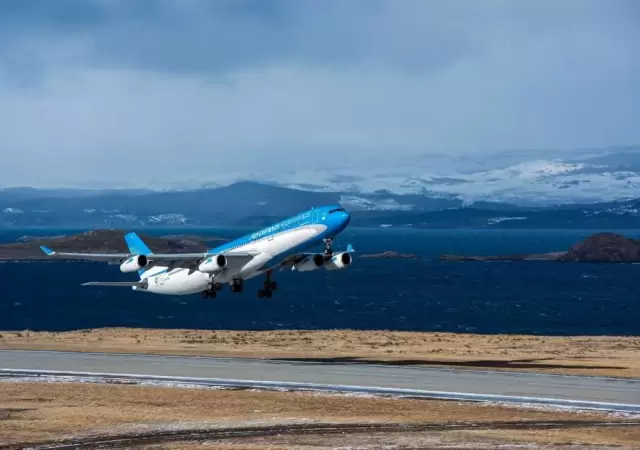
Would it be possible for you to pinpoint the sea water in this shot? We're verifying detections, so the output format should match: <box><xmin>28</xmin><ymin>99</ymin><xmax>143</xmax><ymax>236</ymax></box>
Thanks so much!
<box><xmin>0</xmin><ymin>228</ymin><xmax>638</xmax><ymax>335</ymax></box>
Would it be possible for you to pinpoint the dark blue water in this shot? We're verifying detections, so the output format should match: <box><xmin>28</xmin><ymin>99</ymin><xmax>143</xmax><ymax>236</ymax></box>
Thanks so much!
<box><xmin>1</xmin><ymin>228</ymin><xmax>638</xmax><ymax>335</ymax></box>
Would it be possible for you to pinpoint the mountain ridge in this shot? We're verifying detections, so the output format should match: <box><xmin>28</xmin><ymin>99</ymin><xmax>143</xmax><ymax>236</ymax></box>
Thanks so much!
<box><xmin>2</xmin><ymin>180</ymin><xmax>640</xmax><ymax>229</ymax></box>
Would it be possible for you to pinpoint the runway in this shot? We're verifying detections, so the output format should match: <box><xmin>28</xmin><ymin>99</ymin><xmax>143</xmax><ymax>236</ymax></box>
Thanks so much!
<box><xmin>1</xmin><ymin>350</ymin><xmax>639</xmax><ymax>413</ymax></box>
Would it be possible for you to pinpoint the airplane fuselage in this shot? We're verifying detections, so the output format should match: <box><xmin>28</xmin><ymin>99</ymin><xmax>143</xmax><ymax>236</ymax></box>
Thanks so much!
<box><xmin>137</xmin><ymin>205</ymin><xmax>351</xmax><ymax>295</ymax></box>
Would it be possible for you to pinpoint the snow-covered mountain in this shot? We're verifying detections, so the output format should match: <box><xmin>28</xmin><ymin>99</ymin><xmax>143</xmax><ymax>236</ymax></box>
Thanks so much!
<box><xmin>248</xmin><ymin>150</ymin><xmax>640</xmax><ymax>206</ymax></box>
<box><xmin>2</xmin><ymin>147</ymin><xmax>638</xmax><ymax>210</ymax></box>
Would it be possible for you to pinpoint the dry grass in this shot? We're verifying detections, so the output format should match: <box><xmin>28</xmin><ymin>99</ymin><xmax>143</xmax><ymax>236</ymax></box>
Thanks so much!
<box><xmin>0</xmin><ymin>381</ymin><xmax>638</xmax><ymax>449</ymax></box>
<box><xmin>1</xmin><ymin>328</ymin><xmax>639</xmax><ymax>378</ymax></box>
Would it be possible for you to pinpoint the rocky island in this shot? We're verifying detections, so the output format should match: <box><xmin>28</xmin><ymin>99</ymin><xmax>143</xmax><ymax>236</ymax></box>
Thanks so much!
<box><xmin>440</xmin><ymin>232</ymin><xmax>640</xmax><ymax>263</ymax></box>
<box><xmin>0</xmin><ymin>230</ymin><xmax>225</xmax><ymax>260</ymax></box>
<box><xmin>359</xmin><ymin>251</ymin><xmax>419</xmax><ymax>259</ymax></box>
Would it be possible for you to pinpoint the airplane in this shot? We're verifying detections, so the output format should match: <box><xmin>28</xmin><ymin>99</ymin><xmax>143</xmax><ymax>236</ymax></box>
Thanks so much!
<box><xmin>39</xmin><ymin>205</ymin><xmax>354</xmax><ymax>299</ymax></box>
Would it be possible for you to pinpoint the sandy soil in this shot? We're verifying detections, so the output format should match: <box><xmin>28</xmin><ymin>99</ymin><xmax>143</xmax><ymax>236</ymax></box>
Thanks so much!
<box><xmin>0</xmin><ymin>381</ymin><xmax>638</xmax><ymax>449</ymax></box>
<box><xmin>1</xmin><ymin>328</ymin><xmax>639</xmax><ymax>378</ymax></box>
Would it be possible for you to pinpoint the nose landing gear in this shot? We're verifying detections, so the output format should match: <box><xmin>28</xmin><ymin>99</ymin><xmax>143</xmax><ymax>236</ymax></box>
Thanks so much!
<box><xmin>323</xmin><ymin>237</ymin><xmax>334</xmax><ymax>261</ymax></box>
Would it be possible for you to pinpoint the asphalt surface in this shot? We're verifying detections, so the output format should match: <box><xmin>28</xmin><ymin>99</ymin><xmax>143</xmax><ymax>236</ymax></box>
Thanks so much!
<box><xmin>1</xmin><ymin>350</ymin><xmax>639</xmax><ymax>410</ymax></box>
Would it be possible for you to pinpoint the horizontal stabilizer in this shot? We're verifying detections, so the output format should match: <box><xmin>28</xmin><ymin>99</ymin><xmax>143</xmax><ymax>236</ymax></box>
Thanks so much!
<box><xmin>82</xmin><ymin>281</ymin><xmax>147</xmax><ymax>288</ymax></box>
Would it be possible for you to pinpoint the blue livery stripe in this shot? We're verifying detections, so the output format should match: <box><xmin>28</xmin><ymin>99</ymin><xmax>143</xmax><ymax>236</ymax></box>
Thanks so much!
<box><xmin>40</xmin><ymin>245</ymin><xmax>54</xmax><ymax>255</ymax></box>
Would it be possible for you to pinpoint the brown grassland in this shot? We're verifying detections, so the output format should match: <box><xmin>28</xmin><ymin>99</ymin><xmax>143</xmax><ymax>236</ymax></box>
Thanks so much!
<box><xmin>0</xmin><ymin>381</ymin><xmax>638</xmax><ymax>449</ymax></box>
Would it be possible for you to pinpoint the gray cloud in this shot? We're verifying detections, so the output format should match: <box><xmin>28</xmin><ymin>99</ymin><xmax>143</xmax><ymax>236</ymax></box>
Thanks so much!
<box><xmin>0</xmin><ymin>0</ymin><xmax>638</xmax><ymax>187</ymax></box>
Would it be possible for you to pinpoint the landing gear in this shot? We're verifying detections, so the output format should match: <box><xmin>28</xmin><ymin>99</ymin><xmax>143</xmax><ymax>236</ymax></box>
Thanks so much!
<box><xmin>258</xmin><ymin>271</ymin><xmax>277</xmax><ymax>298</ymax></box>
<box><xmin>209</xmin><ymin>282</ymin><xmax>223</xmax><ymax>292</ymax></box>
<box><xmin>230</xmin><ymin>279</ymin><xmax>244</xmax><ymax>293</ymax></box>
<box><xmin>202</xmin><ymin>289</ymin><xmax>216</xmax><ymax>299</ymax></box>
<box><xmin>202</xmin><ymin>281</ymin><xmax>223</xmax><ymax>299</ymax></box>
<box><xmin>323</xmin><ymin>237</ymin><xmax>334</xmax><ymax>260</ymax></box>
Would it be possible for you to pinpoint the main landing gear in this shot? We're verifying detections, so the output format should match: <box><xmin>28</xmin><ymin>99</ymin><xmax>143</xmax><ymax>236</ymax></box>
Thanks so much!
<box><xmin>258</xmin><ymin>271</ymin><xmax>278</xmax><ymax>298</ymax></box>
<box><xmin>202</xmin><ymin>281</ymin><xmax>223</xmax><ymax>299</ymax></box>
<box><xmin>231</xmin><ymin>279</ymin><xmax>244</xmax><ymax>293</ymax></box>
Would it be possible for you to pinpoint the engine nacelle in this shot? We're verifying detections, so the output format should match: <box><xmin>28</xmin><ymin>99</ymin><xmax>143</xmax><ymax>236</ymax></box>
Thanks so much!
<box><xmin>324</xmin><ymin>252</ymin><xmax>353</xmax><ymax>270</ymax></box>
<box><xmin>198</xmin><ymin>254</ymin><xmax>227</xmax><ymax>273</ymax></box>
<box><xmin>292</xmin><ymin>254</ymin><xmax>325</xmax><ymax>272</ymax></box>
<box><xmin>120</xmin><ymin>254</ymin><xmax>149</xmax><ymax>273</ymax></box>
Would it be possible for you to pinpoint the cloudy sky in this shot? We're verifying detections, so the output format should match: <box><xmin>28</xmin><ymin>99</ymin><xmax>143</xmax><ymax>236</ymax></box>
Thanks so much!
<box><xmin>0</xmin><ymin>0</ymin><xmax>638</xmax><ymax>188</ymax></box>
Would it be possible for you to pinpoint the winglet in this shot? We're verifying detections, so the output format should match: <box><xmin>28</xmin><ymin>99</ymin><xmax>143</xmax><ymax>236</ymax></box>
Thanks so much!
<box><xmin>40</xmin><ymin>245</ymin><xmax>55</xmax><ymax>256</ymax></box>
<box><xmin>346</xmin><ymin>244</ymin><xmax>355</xmax><ymax>253</ymax></box>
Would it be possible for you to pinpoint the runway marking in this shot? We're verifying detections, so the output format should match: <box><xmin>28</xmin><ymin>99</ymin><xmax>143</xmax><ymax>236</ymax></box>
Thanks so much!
<box><xmin>327</xmin><ymin>370</ymin><xmax>417</xmax><ymax>379</ymax></box>
<box><xmin>149</xmin><ymin>362</ymin><xmax>257</xmax><ymax>369</ymax></box>
<box><xmin>526</xmin><ymin>382</ymin><xmax>640</xmax><ymax>393</ymax></box>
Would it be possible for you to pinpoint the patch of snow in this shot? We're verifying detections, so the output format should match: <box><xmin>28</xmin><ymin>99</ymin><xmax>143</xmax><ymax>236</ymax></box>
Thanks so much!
<box><xmin>586</xmin><ymin>204</ymin><xmax>640</xmax><ymax>216</ymax></box>
<box><xmin>107</xmin><ymin>214</ymin><xmax>138</xmax><ymax>222</ymax></box>
<box><xmin>2</xmin><ymin>207</ymin><xmax>24</xmax><ymax>214</ymax></box>
<box><xmin>339</xmin><ymin>195</ymin><xmax>413</xmax><ymax>211</ymax></box>
<box><xmin>148</xmin><ymin>213</ymin><xmax>188</xmax><ymax>225</ymax></box>
<box><xmin>487</xmin><ymin>216</ymin><xmax>528</xmax><ymax>225</ymax></box>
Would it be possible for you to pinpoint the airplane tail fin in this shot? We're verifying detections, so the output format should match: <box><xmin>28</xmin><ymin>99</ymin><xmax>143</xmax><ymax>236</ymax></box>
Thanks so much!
<box><xmin>124</xmin><ymin>232</ymin><xmax>153</xmax><ymax>276</ymax></box>
<box><xmin>346</xmin><ymin>244</ymin><xmax>355</xmax><ymax>253</ymax></box>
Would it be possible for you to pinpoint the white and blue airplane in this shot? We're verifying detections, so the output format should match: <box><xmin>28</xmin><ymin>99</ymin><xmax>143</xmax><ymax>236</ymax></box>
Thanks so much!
<box><xmin>40</xmin><ymin>205</ymin><xmax>354</xmax><ymax>298</ymax></box>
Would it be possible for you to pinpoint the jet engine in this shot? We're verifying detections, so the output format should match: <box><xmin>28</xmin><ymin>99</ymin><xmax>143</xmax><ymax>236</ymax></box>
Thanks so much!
<box><xmin>198</xmin><ymin>254</ymin><xmax>227</xmax><ymax>273</ymax></box>
<box><xmin>324</xmin><ymin>252</ymin><xmax>353</xmax><ymax>270</ymax></box>
<box><xmin>120</xmin><ymin>254</ymin><xmax>149</xmax><ymax>273</ymax></box>
<box><xmin>292</xmin><ymin>254</ymin><xmax>325</xmax><ymax>272</ymax></box>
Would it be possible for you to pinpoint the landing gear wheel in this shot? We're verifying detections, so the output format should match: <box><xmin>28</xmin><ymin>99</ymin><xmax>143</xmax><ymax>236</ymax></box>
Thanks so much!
<box><xmin>231</xmin><ymin>280</ymin><xmax>243</xmax><ymax>293</ymax></box>
<box><xmin>202</xmin><ymin>290</ymin><xmax>216</xmax><ymax>299</ymax></box>
<box><xmin>269</xmin><ymin>281</ymin><xmax>277</xmax><ymax>291</ymax></box>
<box><xmin>214</xmin><ymin>282</ymin><xmax>223</xmax><ymax>291</ymax></box>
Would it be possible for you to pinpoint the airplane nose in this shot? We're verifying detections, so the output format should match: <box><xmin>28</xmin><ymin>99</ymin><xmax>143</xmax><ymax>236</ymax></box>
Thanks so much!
<box><xmin>341</xmin><ymin>210</ymin><xmax>351</xmax><ymax>227</ymax></box>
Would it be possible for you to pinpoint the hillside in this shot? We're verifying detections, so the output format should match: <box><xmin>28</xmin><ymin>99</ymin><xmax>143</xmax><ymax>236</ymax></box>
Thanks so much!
<box><xmin>0</xmin><ymin>231</ymin><xmax>220</xmax><ymax>260</ymax></box>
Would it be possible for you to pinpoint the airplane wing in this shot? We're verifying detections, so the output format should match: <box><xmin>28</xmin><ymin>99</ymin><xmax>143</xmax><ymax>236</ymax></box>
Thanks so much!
<box><xmin>40</xmin><ymin>245</ymin><xmax>257</xmax><ymax>264</ymax></box>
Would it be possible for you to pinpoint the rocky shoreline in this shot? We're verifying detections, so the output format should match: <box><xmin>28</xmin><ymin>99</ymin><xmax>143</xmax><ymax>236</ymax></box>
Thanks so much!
<box><xmin>439</xmin><ymin>232</ymin><xmax>640</xmax><ymax>263</ymax></box>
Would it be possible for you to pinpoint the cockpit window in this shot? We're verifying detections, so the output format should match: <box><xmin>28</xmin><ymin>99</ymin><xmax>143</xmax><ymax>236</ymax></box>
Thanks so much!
<box><xmin>328</xmin><ymin>208</ymin><xmax>346</xmax><ymax>214</ymax></box>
